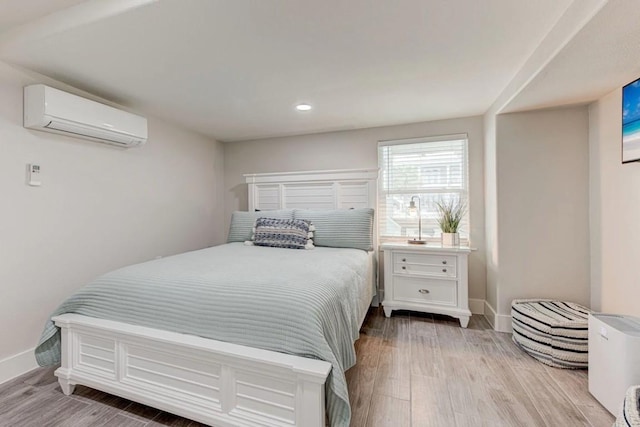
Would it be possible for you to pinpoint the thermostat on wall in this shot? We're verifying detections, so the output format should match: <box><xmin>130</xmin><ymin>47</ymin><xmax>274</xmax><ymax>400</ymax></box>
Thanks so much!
<box><xmin>27</xmin><ymin>164</ymin><xmax>41</xmax><ymax>186</ymax></box>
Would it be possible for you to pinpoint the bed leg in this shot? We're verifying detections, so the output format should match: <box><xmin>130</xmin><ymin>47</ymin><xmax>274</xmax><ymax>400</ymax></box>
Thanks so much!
<box><xmin>59</xmin><ymin>378</ymin><xmax>76</xmax><ymax>395</ymax></box>
<box><xmin>56</xmin><ymin>320</ymin><xmax>76</xmax><ymax>395</ymax></box>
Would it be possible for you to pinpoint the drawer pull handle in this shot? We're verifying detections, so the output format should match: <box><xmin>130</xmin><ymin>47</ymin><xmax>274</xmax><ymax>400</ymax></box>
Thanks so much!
<box><xmin>402</xmin><ymin>266</ymin><xmax>406</xmax><ymax>270</ymax></box>
<box><xmin>442</xmin><ymin>268</ymin><xmax>447</xmax><ymax>273</ymax></box>
<box><xmin>402</xmin><ymin>258</ymin><xmax>406</xmax><ymax>262</ymax></box>
<box><xmin>442</xmin><ymin>260</ymin><xmax>447</xmax><ymax>265</ymax></box>
<box><xmin>418</xmin><ymin>289</ymin><xmax>430</xmax><ymax>294</ymax></box>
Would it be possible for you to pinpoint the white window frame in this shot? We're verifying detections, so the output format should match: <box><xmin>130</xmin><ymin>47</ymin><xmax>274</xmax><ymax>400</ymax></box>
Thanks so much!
<box><xmin>377</xmin><ymin>133</ymin><xmax>470</xmax><ymax>245</ymax></box>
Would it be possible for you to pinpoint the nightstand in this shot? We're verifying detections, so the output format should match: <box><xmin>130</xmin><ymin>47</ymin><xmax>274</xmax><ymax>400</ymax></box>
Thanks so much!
<box><xmin>381</xmin><ymin>242</ymin><xmax>471</xmax><ymax>328</ymax></box>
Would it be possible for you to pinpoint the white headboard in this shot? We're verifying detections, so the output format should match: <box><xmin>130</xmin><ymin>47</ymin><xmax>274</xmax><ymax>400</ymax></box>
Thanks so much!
<box><xmin>244</xmin><ymin>169</ymin><xmax>378</xmax><ymax>212</ymax></box>
<box><xmin>245</xmin><ymin>168</ymin><xmax>380</xmax><ymax>305</ymax></box>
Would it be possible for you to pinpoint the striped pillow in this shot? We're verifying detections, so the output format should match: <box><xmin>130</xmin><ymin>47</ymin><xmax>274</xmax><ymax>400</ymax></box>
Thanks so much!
<box><xmin>252</xmin><ymin>218</ymin><xmax>314</xmax><ymax>250</ymax></box>
<box><xmin>227</xmin><ymin>210</ymin><xmax>294</xmax><ymax>243</ymax></box>
<box><xmin>293</xmin><ymin>208</ymin><xmax>374</xmax><ymax>251</ymax></box>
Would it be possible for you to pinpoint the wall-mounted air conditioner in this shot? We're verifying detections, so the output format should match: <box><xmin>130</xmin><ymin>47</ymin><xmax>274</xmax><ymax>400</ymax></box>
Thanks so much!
<box><xmin>24</xmin><ymin>84</ymin><xmax>148</xmax><ymax>148</ymax></box>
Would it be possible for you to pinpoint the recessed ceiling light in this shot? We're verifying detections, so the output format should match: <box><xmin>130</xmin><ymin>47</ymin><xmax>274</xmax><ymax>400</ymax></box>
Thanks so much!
<box><xmin>295</xmin><ymin>103</ymin><xmax>312</xmax><ymax>111</ymax></box>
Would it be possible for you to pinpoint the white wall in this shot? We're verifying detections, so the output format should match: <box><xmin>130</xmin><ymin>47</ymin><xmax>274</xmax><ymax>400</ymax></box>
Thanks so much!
<box><xmin>483</xmin><ymin>112</ymin><xmax>499</xmax><ymax>325</ymax></box>
<box><xmin>494</xmin><ymin>107</ymin><xmax>591</xmax><ymax>318</ymax></box>
<box><xmin>589</xmin><ymin>88</ymin><xmax>640</xmax><ymax>316</ymax></box>
<box><xmin>223</xmin><ymin>116</ymin><xmax>487</xmax><ymax>304</ymax></box>
<box><xmin>0</xmin><ymin>61</ymin><xmax>225</xmax><ymax>380</ymax></box>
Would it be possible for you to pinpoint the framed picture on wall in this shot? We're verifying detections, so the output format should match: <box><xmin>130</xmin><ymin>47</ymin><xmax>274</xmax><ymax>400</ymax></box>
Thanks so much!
<box><xmin>622</xmin><ymin>77</ymin><xmax>640</xmax><ymax>163</ymax></box>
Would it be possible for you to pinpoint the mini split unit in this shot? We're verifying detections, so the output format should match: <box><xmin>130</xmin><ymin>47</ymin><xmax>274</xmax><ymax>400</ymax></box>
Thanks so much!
<box><xmin>24</xmin><ymin>84</ymin><xmax>148</xmax><ymax>148</ymax></box>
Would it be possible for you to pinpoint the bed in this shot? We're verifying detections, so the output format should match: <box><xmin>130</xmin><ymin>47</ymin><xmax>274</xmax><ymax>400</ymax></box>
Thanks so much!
<box><xmin>35</xmin><ymin>168</ymin><xmax>378</xmax><ymax>427</ymax></box>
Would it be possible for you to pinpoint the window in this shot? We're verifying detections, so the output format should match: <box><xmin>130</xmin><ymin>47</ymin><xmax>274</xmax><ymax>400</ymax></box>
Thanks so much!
<box><xmin>378</xmin><ymin>134</ymin><xmax>469</xmax><ymax>243</ymax></box>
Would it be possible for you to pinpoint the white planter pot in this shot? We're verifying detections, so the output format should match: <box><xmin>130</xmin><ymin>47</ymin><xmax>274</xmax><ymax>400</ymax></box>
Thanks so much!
<box><xmin>441</xmin><ymin>232</ymin><xmax>460</xmax><ymax>247</ymax></box>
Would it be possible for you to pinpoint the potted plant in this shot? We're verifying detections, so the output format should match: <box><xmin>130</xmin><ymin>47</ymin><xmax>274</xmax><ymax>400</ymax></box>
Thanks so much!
<box><xmin>435</xmin><ymin>199</ymin><xmax>466</xmax><ymax>247</ymax></box>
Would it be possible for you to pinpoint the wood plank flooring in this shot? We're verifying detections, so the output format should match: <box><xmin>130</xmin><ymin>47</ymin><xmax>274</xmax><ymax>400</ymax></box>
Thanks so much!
<box><xmin>0</xmin><ymin>308</ymin><xmax>615</xmax><ymax>426</ymax></box>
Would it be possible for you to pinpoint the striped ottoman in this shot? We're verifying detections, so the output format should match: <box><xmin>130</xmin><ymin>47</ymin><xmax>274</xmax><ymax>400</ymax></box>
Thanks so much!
<box><xmin>615</xmin><ymin>385</ymin><xmax>640</xmax><ymax>427</ymax></box>
<box><xmin>511</xmin><ymin>299</ymin><xmax>590</xmax><ymax>369</ymax></box>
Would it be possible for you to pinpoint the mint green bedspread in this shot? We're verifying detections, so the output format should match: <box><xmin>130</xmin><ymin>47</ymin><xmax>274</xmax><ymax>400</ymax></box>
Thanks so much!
<box><xmin>35</xmin><ymin>243</ymin><xmax>373</xmax><ymax>427</ymax></box>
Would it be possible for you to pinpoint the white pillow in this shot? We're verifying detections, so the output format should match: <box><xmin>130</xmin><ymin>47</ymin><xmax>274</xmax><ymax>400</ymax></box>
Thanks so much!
<box><xmin>292</xmin><ymin>208</ymin><xmax>374</xmax><ymax>250</ymax></box>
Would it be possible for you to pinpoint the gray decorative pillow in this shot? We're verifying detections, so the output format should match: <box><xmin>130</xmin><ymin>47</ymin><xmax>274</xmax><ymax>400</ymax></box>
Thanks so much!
<box><xmin>227</xmin><ymin>209</ymin><xmax>294</xmax><ymax>243</ymax></box>
<box><xmin>250</xmin><ymin>218</ymin><xmax>314</xmax><ymax>250</ymax></box>
<box><xmin>293</xmin><ymin>208</ymin><xmax>374</xmax><ymax>251</ymax></box>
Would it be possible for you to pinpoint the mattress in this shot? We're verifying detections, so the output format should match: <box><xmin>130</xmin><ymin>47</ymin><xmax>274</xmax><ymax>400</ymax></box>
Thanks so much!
<box><xmin>35</xmin><ymin>242</ymin><xmax>375</xmax><ymax>427</ymax></box>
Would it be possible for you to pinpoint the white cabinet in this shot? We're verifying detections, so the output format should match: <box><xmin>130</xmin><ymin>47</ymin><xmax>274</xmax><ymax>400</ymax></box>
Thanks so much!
<box><xmin>381</xmin><ymin>243</ymin><xmax>471</xmax><ymax>328</ymax></box>
<box><xmin>588</xmin><ymin>313</ymin><xmax>640</xmax><ymax>415</ymax></box>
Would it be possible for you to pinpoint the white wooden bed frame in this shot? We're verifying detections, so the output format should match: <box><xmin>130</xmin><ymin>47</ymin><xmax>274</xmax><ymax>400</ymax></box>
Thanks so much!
<box><xmin>54</xmin><ymin>168</ymin><xmax>378</xmax><ymax>427</ymax></box>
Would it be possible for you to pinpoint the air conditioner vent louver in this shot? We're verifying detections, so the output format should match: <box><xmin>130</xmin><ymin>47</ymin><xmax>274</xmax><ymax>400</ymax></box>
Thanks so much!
<box><xmin>24</xmin><ymin>84</ymin><xmax>147</xmax><ymax>148</ymax></box>
<box><xmin>46</xmin><ymin>119</ymin><xmax>138</xmax><ymax>146</ymax></box>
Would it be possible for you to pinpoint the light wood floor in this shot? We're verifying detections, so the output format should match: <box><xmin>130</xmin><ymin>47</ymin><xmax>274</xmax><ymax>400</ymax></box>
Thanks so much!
<box><xmin>0</xmin><ymin>308</ymin><xmax>615</xmax><ymax>426</ymax></box>
<box><xmin>349</xmin><ymin>308</ymin><xmax>614</xmax><ymax>427</ymax></box>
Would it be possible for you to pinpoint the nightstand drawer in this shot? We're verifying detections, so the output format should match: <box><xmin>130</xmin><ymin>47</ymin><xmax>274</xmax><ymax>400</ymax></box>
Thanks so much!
<box><xmin>393</xmin><ymin>252</ymin><xmax>456</xmax><ymax>268</ymax></box>
<box><xmin>393</xmin><ymin>276</ymin><xmax>457</xmax><ymax>306</ymax></box>
<box><xmin>393</xmin><ymin>252</ymin><xmax>457</xmax><ymax>278</ymax></box>
<box><xmin>393</xmin><ymin>263</ymin><xmax>456</xmax><ymax>278</ymax></box>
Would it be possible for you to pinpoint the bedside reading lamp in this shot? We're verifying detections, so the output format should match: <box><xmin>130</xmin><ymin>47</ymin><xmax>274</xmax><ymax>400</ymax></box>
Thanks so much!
<box><xmin>408</xmin><ymin>195</ymin><xmax>426</xmax><ymax>245</ymax></box>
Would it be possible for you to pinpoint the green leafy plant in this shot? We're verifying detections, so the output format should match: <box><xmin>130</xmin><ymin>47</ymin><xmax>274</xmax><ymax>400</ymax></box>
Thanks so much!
<box><xmin>435</xmin><ymin>199</ymin><xmax>467</xmax><ymax>233</ymax></box>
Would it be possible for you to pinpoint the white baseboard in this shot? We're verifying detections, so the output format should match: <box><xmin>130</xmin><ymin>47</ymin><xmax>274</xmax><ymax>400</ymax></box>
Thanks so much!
<box><xmin>483</xmin><ymin>301</ymin><xmax>513</xmax><ymax>333</ymax></box>
<box><xmin>0</xmin><ymin>347</ymin><xmax>37</xmax><ymax>385</ymax></box>
<box><xmin>484</xmin><ymin>301</ymin><xmax>513</xmax><ymax>333</ymax></box>
<box><xmin>469</xmin><ymin>298</ymin><xmax>485</xmax><ymax>315</ymax></box>
<box><xmin>495</xmin><ymin>314</ymin><xmax>513</xmax><ymax>333</ymax></box>
<box><xmin>484</xmin><ymin>300</ymin><xmax>496</xmax><ymax>328</ymax></box>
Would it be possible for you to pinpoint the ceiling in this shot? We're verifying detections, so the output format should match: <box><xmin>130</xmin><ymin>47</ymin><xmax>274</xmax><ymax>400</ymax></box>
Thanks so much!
<box><xmin>0</xmin><ymin>0</ymin><xmax>86</xmax><ymax>33</ymax></box>
<box><xmin>0</xmin><ymin>0</ymin><xmax>572</xmax><ymax>142</ymax></box>
<box><xmin>502</xmin><ymin>0</ymin><xmax>640</xmax><ymax>114</ymax></box>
